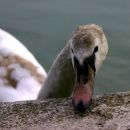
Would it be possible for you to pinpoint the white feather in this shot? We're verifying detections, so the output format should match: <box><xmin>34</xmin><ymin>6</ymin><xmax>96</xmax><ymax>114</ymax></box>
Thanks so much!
<box><xmin>0</xmin><ymin>28</ymin><xmax>47</xmax><ymax>102</ymax></box>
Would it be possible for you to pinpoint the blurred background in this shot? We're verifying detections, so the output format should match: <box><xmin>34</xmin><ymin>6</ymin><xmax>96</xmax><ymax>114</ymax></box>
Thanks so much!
<box><xmin>0</xmin><ymin>0</ymin><xmax>130</xmax><ymax>95</ymax></box>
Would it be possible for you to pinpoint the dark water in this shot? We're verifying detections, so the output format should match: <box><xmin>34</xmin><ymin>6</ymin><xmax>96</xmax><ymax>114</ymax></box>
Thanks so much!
<box><xmin>0</xmin><ymin>0</ymin><xmax>130</xmax><ymax>95</ymax></box>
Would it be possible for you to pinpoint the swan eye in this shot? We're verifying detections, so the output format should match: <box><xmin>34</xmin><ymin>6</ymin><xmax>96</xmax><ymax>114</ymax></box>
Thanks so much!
<box><xmin>71</xmin><ymin>48</ymin><xmax>74</xmax><ymax>53</ymax></box>
<box><xmin>93</xmin><ymin>46</ymin><xmax>98</xmax><ymax>53</ymax></box>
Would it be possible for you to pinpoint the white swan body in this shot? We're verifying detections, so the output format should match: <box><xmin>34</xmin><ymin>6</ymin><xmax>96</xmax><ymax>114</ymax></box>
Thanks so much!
<box><xmin>0</xmin><ymin>28</ymin><xmax>47</xmax><ymax>102</ymax></box>
<box><xmin>38</xmin><ymin>24</ymin><xmax>108</xmax><ymax>112</ymax></box>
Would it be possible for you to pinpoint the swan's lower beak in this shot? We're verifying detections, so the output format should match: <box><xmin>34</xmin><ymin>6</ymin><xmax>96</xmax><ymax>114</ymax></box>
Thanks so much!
<box><xmin>72</xmin><ymin>66</ymin><xmax>95</xmax><ymax>112</ymax></box>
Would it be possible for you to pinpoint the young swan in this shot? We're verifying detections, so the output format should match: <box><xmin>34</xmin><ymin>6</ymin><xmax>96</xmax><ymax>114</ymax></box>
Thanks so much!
<box><xmin>38</xmin><ymin>24</ymin><xmax>108</xmax><ymax>112</ymax></box>
<box><xmin>0</xmin><ymin>28</ymin><xmax>47</xmax><ymax>102</ymax></box>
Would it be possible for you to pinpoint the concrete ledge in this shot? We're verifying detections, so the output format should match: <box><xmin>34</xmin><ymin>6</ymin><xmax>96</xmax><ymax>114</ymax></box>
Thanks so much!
<box><xmin>0</xmin><ymin>92</ymin><xmax>130</xmax><ymax>130</ymax></box>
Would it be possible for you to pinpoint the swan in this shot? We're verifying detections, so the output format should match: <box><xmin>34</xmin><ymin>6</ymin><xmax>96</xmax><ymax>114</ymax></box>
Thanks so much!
<box><xmin>38</xmin><ymin>24</ymin><xmax>108</xmax><ymax>112</ymax></box>
<box><xmin>0</xmin><ymin>28</ymin><xmax>47</xmax><ymax>102</ymax></box>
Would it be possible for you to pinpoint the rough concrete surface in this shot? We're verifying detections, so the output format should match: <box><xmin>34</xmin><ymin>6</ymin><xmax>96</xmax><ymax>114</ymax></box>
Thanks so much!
<box><xmin>0</xmin><ymin>91</ymin><xmax>130</xmax><ymax>130</ymax></box>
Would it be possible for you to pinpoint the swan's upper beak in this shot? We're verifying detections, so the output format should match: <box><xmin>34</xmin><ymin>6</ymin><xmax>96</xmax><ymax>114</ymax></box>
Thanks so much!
<box><xmin>72</xmin><ymin>65</ymin><xmax>95</xmax><ymax>112</ymax></box>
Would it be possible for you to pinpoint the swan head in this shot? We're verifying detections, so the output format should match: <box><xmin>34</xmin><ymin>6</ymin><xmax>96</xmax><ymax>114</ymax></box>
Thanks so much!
<box><xmin>69</xmin><ymin>24</ymin><xmax>108</xmax><ymax>112</ymax></box>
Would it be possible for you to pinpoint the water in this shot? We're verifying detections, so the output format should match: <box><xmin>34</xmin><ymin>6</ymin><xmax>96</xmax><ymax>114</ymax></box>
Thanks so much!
<box><xmin>0</xmin><ymin>0</ymin><xmax>130</xmax><ymax>95</ymax></box>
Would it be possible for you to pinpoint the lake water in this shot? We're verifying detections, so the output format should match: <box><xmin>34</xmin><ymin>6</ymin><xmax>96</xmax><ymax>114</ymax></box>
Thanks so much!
<box><xmin>0</xmin><ymin>0</ymin><xmax>130</xmax><ymax>95</ymax></box>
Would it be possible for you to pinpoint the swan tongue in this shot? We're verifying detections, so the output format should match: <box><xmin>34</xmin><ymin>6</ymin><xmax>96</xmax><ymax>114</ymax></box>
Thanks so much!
<box><xmin>72</xmin><ymin>80</ymin><xmax>93</xmax><ymax>112</ymax></box>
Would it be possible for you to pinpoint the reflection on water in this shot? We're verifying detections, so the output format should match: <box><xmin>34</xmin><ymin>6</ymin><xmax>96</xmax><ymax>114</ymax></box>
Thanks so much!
<box><xmin>0</xmin><ymin>0</ymin><xmax>130</xmax><ymax>94</ymax></box>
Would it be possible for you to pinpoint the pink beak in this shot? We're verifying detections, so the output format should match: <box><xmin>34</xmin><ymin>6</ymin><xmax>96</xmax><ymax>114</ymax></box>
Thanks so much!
<box><xmin>72</xmin><ymin>80</ymin><xmax>93</xmax><ymax>112</ymax></box>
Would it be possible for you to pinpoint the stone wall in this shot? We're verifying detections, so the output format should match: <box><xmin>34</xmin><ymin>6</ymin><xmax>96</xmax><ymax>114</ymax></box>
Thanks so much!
<box><xmin>0</xmin><ymin>92</ymin><xmax>130</xmax><ymax>130</ymax></box>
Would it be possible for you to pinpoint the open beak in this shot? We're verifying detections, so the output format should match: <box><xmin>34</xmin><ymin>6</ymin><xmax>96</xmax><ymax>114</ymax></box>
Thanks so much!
<box><xmin>72</xmin><ymin>66</ymin><xmax>95</xmax><ymax>112</ymax></box>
